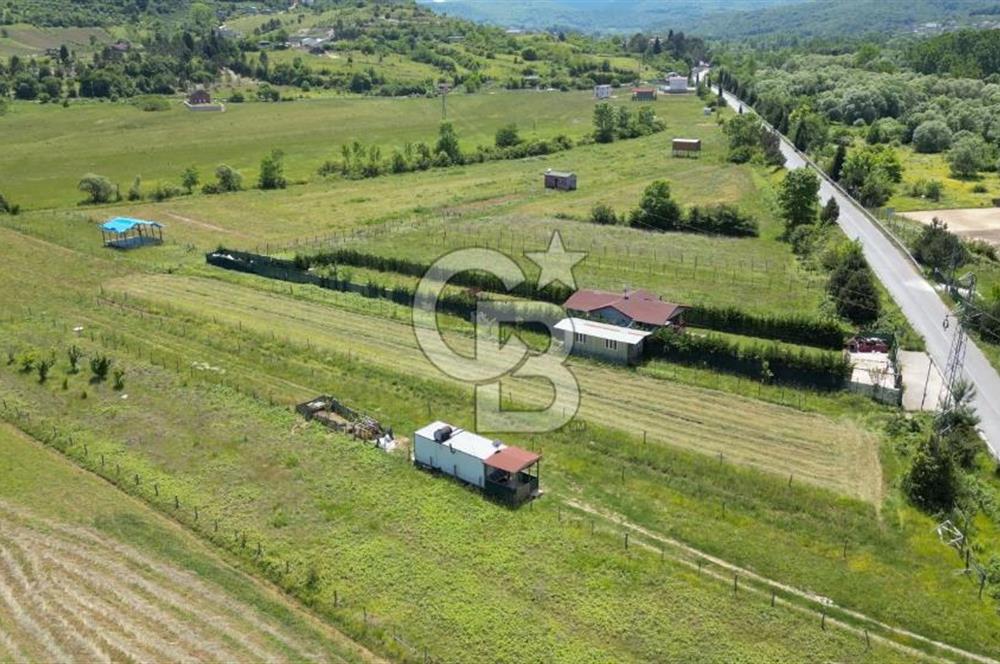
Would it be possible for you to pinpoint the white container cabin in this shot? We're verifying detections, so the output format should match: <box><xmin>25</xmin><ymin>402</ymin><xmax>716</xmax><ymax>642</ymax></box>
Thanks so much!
<box><xmin>413</xmin><ymin>421</ymin><xmax>541</xmax><ymax>505</ymax></box>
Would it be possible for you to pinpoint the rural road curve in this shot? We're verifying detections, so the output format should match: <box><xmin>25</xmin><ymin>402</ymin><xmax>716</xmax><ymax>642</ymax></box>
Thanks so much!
<box><xmin>715</xmin><ymin>84</ymin><xmax>1000</xmax><ymax>459</ymax></box>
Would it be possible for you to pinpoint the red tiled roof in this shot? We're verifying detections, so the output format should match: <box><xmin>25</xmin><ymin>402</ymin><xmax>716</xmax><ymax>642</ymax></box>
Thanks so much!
<box><xmin>484</xmin><ymin>446</ymin><xmax>541</xmax><ymax>473</ymax></box>
<box><xmin>563</xmin><ymin>289</ymin><xmax>683</xmax><ymax>327</ymax></box>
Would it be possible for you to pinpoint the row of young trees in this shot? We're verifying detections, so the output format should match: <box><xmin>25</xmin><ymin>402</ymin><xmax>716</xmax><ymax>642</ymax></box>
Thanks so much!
<box><xmin>77</xmin><ymin>151</ymin><xmax>287</xmax><ymax>205</ymax></box>
<box><xmin>317</xmin><ymin>121</ymin><xmax>577</xmax><ymax>180</ymax></box>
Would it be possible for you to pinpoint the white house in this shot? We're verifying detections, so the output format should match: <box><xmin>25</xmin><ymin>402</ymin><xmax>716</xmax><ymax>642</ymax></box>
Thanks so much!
<box><xmin>668</xmin><ymin>75</ymin><xmax>689</xmax><ymax>93</ymax></box>
<box><xmin>413</xmin><ymin>422</ymin><xmax>541</xmax><ymax>505</ymax></box>
<box><xmin>554</xmin><ymin>317</ymin><xmax>651</xmax><ymax>365</ymax></box>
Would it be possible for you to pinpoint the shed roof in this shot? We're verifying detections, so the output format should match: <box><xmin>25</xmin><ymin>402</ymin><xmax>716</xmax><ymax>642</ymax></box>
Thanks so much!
<box><xmin>101</xmin><ymin>217</ymin><xmax>163</xmax><ymax>233</ymax></box>
<box><xmin>545</xmin><ymin>170</ymin><xmax>575</xmax><ymax>178</ymax></box>
<box><xmin>555</xmin><ymin>317</ymin><xmax>651</xmax><ymax>345</ymax></box>
<box><xmin>414</xmin><ymin>421</ymin><xmax>505</xmax><ymax>461</ymax></box>
<box><xmin>563</xmin><ymin>288</ymin><xmax>683</xmax><ymax>327</ymax></box>
<box><xmin>672</xmin><ymin>138</ymin><xmax>701</xmax><ymax>146</ymax></box>
<box><xmin>484</xmin><ymin>446</ymin><xmax>541</xmax><ymax>473</ymax></box>
<box><xmin>632</xmin><ymin>87</ymin><xmax>655</xmax><ymax>93</ymax></box>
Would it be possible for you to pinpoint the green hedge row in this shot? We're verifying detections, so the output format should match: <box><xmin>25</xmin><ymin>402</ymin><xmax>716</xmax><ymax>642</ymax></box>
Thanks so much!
<box><xmin>298</xmin><ymin>249</ymin><xmax>846</xmax><ymax>350</ymax></box>
<box><xmin>645</xmin><ymin>329</ymin><xmax>851</xmax><ymax>390</ymax></box>
<box><xmin>683</xmin><ymin>306</ymin><xmax>845</xmax><ymax>350</ymax></box>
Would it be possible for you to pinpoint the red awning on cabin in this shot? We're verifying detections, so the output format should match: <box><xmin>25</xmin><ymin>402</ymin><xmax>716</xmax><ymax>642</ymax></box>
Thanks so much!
<box><xmin>485</xmin><ymin>446</ymin><xmax>541</xmax><ymax>473</ymax></box>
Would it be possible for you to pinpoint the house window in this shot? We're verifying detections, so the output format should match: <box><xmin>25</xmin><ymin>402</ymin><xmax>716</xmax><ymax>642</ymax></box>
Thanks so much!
<box><xmin>574</xmin><ymin>332</ymin><xmax>586</xmax><ymax>344</ymax></box>
<box><xmin>604</xmin><ymin>339</ymin><xmax>618</xmax><ymax>350</ymax></box>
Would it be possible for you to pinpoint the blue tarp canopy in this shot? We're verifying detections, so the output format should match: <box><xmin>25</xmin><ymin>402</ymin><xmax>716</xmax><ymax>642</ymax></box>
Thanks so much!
<box><xmin>101</xmin><ymin>217</ymin><xmax>163</xmax><ymax>233</ymax></box>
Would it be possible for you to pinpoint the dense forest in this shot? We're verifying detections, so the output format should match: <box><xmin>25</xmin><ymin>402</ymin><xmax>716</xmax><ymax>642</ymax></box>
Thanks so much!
<box><xmin>0</xmin><ymin>0</ymin><xmax>287</xmax><ymax>28</ymax></box>
<box><xmin>686</xmin><ymin>0</ymin><xmax>1000</xmax><ymax>42</ymax></box>
<box><xmin>717</xmin><ymin>30</ymin><xmax>1000</xmax><ymax>201</ymax></box>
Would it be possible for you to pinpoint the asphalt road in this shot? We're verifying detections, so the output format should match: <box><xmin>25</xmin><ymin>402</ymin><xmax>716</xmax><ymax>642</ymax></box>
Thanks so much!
<box><xmin>720</xmin><ymin>89</ymin><xmax>1000</xmax><ymax>458</ymax></box>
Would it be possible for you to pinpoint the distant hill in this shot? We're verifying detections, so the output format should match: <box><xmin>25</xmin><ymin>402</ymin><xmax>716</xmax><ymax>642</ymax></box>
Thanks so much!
<box><xmin>416</xmin><ymin>0</ymin><xmax>799</xmax><ymax>34</ymax></box>
<box><xmin>684</xmin><ymin>0</ymin><xmax>1000</xmax><ymax>40</ymax></box>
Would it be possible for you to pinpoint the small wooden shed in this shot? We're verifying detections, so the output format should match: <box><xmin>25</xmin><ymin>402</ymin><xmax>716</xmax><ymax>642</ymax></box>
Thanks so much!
<box><xmin>672</xmin><ymin>138</ymin><xmax>702</xmax><ymax>158</ymax></box>
<box><xmin>544</xmin><ymin>170</ymin><xmax>577</xmax><ymax>191</ymax></box>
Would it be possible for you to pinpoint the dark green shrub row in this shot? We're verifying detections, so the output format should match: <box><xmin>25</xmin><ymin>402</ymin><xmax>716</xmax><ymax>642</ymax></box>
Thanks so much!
<box><xmin>645</xmin><ymin>329</ymin><xmax>851</xmax><ymax>390</ymax></box>
<box><xmin>683</xmin><ymin>306</ymin><xmax>845</xmax><ymax>349</ymax></box>
<box><xmin>298</xmin><ymin>249</ymin><xmax>575</xmax><ymax>305</ymax></box>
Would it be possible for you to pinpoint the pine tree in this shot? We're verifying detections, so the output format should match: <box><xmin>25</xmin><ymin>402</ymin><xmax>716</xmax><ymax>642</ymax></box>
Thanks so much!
<box><xmin>829</xmin><ymin>143</ymin><xmax>847</xmax><ymax>182</ymax></box>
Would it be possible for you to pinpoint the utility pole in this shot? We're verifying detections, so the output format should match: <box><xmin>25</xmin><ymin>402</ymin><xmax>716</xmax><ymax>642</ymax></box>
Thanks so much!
<box><xmin>939</xmin><ymin>272</ymin><xmax>976</xmax><ymax>411</ymax></box>
<box><xmin>440</xmin><ymin>83</ymin><xmax>449</xmax><ymax>121</ymax></box>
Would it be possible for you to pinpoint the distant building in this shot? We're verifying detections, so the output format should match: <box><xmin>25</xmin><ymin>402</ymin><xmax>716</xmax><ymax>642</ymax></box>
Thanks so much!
<box><xmin>110</xmin><ymin>40</ymin><xmax>131</xmax><ymax>53</ymax></box>
<box><xmin>189</xmin><ymin>88</ymin><xmax>212</xmax><ymax>105</ymax></box>
<box><xmin>594</xmin><ymin>84</ymin><xmax>612</xmax><ymax>99</ymax></box>
<box><xmin>543</xmin><ymin>170</ymin><xmax>577</xmax><ymax>191</ymax></box>
<box><xmin>672</xmin><ymin>138</ymin><xmax>701</xmax><ymax>158</ymax></box>
<box><xmin>413</xmin><ymin>422</ymin><xmax>541</xmax><ymax>506</ymax></box>
<box><xmin>668</xmin><ymin>75</ymin><xmax>689</xmax><ymax>93</ymax></box>
<box><xmin>215</xmin><ymin>25</ymin><xmax>242</xmax><ymax>40</ymax></box>
<box><xmin>632</xmin><ymin>87</ymin><xmax>656</xmax><ymax>101</ymax></box>
<box><xmin>554</xmin><ymin>317</ymin><xmax>650</xmax><ymax>365</ymax></box>
<box><xmin>185</xmin><ymin>87</ymin><xmax>225</xmax><ymax>112</ymax></box>
<box><xmin>563</xmin><ymin>288</ymin><xmax>685</xmax><ymax>331</ymax></box>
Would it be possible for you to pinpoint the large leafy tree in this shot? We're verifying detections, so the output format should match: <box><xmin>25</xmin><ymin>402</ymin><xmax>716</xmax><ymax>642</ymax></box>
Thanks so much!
<box><xmin>258</xmin><ymin>150</ymin><xmax>287</xmax><ymax>190</ymax></box>
<box><xmin>629</xmin><ymin>180</ymin><xmax>681</xmax><ymax>231</ymax></box>
<box><xmin>78</xmin><ymin>173</ymin><xmax>116</xmax><ymax>204</ymax></box>
<box><xmin>434</xmin><ymin>121</ymin><xmax>462</xmax><ymax>164</ymax></box>
<box><xmin>776</xmin><ymin>168</ymin><xmax>819</xmax><ymax>231</ymax></box>
<box><xmin>592</xmin><ymin>103</ymin><xmax>616</xmax><ymax>143</ymax></box>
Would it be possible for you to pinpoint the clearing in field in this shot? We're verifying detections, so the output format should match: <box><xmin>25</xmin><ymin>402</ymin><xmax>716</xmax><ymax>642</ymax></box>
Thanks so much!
<box><xmin>904</xmin><ymin>208</ymin><xmax>1000</xmax><ymax>246</ymax></box>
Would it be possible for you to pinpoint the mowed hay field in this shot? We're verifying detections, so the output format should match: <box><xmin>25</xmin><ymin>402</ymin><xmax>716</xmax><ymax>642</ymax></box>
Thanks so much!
<box><xmin>108</xmin><ymin>272</ymin><xmax>879</xmax><ymax>502</ymax></box>
<box><xmin>0</xmin><ymin>423</ymin><xmax>377</xmax><ymax>664</ymax></box>
<box><xmin>1</xmin><ymin>224</ymin><xmax>999</xmax><ymax>659</ymax></box>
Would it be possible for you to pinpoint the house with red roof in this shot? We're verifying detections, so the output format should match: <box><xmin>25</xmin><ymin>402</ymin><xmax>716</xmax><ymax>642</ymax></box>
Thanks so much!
<box><xmin>556</xmin><ymin>288</ymin><xmax>685</xmax><ymax>365</ymax></box>
<box><xmin>563</xmin><ymin>288</ymin><xmax>685</xmax><ymax>331</ymax></box>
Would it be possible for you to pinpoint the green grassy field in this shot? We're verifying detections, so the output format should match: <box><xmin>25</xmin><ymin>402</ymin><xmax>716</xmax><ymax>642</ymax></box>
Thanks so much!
<box><xmin>3</xmin><ymin>89</ymin><xmax>1000</xmax><ymax>662</ymax></box>
<box><xmin>2</xmin><ymin>90</ymin><xmax>633</xmax><ymax>211</ymax></box>
<box><xmin>890</xmin><ymin>145</ymin><xmax>1000</xmax><ymax>212</ymax></box>
<box><xmin>0</xmin><ymin>421</ymin><xmax>377</xmax><ymax>663</ymax></box>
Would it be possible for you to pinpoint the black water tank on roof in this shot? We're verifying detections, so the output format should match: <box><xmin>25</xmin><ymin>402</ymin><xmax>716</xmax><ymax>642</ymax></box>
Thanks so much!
<box><xmin>434</xmin><ymin>426</ymin><xmax>453</xmax><ymax>443</ymax></box>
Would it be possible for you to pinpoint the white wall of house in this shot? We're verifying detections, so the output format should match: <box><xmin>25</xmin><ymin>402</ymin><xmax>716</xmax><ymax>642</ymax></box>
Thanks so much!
<box><xmin>414</xmin><ymin>427</ymin><xmax>492</xmax><ymax>488</ymax></box>
<box><xmin>562</xmin><ymin>328</ymin><xmax>639</xmax><ymax>364</ymax></box>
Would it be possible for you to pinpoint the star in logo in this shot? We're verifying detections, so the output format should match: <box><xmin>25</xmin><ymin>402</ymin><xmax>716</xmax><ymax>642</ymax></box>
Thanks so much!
<box><xmin>526</xmin><ymin>230</ymin><xmax>586</xmax><ymax>290</ymax></box>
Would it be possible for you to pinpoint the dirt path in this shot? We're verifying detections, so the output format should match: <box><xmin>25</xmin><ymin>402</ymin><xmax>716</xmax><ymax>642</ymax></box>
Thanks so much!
<box><xmin>164</xmin><ymin>211</ymin><xmax>253</xmax><ymax>238</ymax></box>
<box><xmin>566</xmin><ymin>498</ymin><xmax>998</xmax><ymax>664</ymax></box>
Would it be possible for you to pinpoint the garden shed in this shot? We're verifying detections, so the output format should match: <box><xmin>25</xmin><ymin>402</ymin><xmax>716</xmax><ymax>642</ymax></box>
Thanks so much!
<box><xmin>672</xmin><ymin>138</ymin><xmax>702</xmax><ymax>157</ymax></box>
<box><xmin>100</xmin><ymin>217</ymin><xmax>164</xmax><ymax>249</ymax></box>
<box><xmin>544</xmin><ymin>170</ymin><xmax>577</xmax><ymax>191</ymax></box>
<box><xmin>413</xmin><ymin>422</ymin><xmax>541</xmax><ymax>506</ymax></box>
